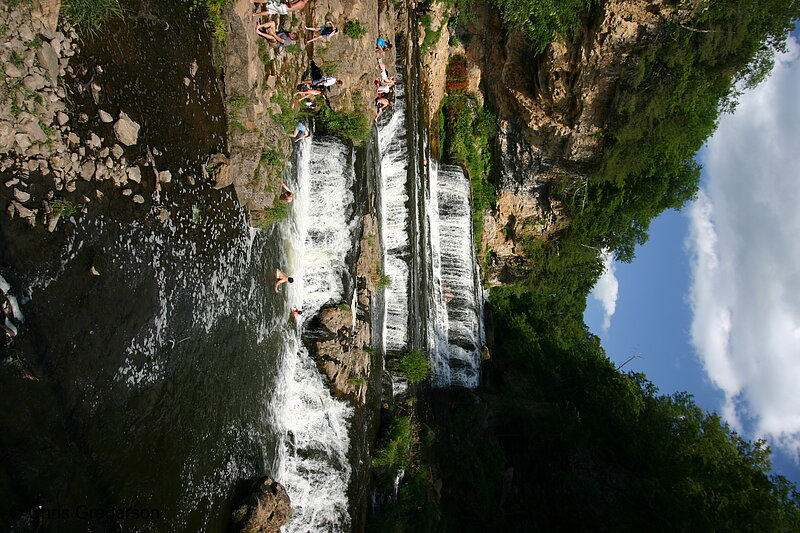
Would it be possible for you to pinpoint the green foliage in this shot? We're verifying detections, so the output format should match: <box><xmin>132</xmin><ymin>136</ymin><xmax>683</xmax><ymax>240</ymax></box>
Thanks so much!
<box><xmin>322</xmin><ymin>60</ymin><xmax>341</xmax><ymax>75</ymax></box>
<box><xmin>343</xmin><ymin>20</ymin><xmax>367</xmax><ymax>39</ymax></box>
<box><xmin>228</xmin><ymin>94</ymin><xmax>249</xmax><ymax>111</ymax></box>
<box><xmin>186</xmin><ymin>0</ymin><xmax>229</xmax><ymax>45</ymax></box>
<box><xmin>372</xmin><ymin>415</ymin><xmax>413</xmax><ymax>476</ymax></box>
<box><xmin>270</xmin><ymin>93</ymin><xmax>302</xmax><ymax>134</ymax></box>
<box><xmin>490</xmin><ymin>0</ymin><xmax>595</xmax><ymax>54</ymax></box>
<box><xmin>441</xmin><ymin>89</ymin><xmax>497</xmax><ymax>250</ymax></box>
<box><xmin>388</xmin><ymin>350</ymin><xmax>429</xmax><ymax>383</ymax></box>
<box><xmin>50</xmin><ymin>200</ymin><xmax>77</xmax><ymax>218</ymax></box>
<box><xmin>373</xmin><ymin>268</ymin><xmax>392</xmax><ymax>289</ymax></box>
<box><xmin>260</xmin><ymin>148</ymin><xmax>282</xmax><ymax>167</ymax></box>
<box><xmin>9</xmin><ymin>52</ymin><xmax>23</xmax><ymax>68</ymax></box>
<box><xmin>254</xmin><ymin>202</ymin><xmax>290</xmax><ymax>228</ymax></box>
<box><xmin>420</xmin><ymin>15</ymin><xmax>448</xmax><ymax>55</ymax></box>
<box><xmin>317</xmin><ymin>105</ymin><xmax>371</xmax><ymax>144</ymax></box>
<box><xmin>229</xmin><ymin>120</ymin><xmax>246</xmax><ymax>131</ymax></box>
<box><xmin>62</xmin><ymin>0</ymin><xmax>123</xmax><ymax>36</ymax></box>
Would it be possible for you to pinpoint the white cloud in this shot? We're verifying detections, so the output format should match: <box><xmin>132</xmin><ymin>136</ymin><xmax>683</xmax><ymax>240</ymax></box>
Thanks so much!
<box><xmin>591</xmin><ymin>250</ymin><xmax>619</xmax><ymax>331</ymax></box>
<box><xmin>687</xmin><ymin>36</ymin><xmax>800</xmax><ymax>458</ymax></box>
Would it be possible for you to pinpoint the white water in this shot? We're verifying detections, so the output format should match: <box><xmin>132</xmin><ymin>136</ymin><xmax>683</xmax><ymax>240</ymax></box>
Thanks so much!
<box><xmin>272</xmin><ymin>136</ymin><xmax>357</xmax><ymax>532</ymax></box>
<box><xmin>425</xmin><ymin>163</ymin><xmax>483</xmax><ymax>388</ymax></box>
<box><xmin>377</xmin><ymin>77</ymin><xmax>412</xmax><ymax>353</ymax></box>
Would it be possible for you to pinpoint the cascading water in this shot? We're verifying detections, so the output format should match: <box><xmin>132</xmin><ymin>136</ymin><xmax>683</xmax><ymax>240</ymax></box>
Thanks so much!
<box><xmin>272</xmin><ymin>135</ymin><xmax>358</xmax><ymax>532</ymax></box>
<box><xmin>377</xmin><ymin>75</ymin><xmax>412</xmax><ymax>355</ymax></box>
<box><xmin>425</xmin><ymin>162</ymin><xmax>483</xmax><ymax>388</ymax></box>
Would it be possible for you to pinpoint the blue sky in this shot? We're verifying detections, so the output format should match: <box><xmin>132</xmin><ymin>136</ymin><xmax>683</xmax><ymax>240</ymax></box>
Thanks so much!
<box><xmin>585</xmin><ymin>31</ymin><xmax>800</xmax><ymax>484</ymax></box>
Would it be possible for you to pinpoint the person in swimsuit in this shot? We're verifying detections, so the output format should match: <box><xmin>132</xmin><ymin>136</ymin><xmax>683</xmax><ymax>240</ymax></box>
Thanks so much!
<box><xmin>375</xmin><ymin>36</ymin><xmax>393</xmax><ymax>52</ymax></box>
<box><xmin>256</xmin><ymin>20</ymin><xmax>298</xmax><ymax>47</ymax></box>
<box><xmin>275</xmin><ymin>269</ymin><xmax>294</xmax><ymax>293</ymax></box>
<box><xmin>377</xmin><ymin>57</ymin><xmax>396</xmax><ymax>86</ymax></box>
<box><xmin>306</xmin><ymin>21</ymin><xmax>338</xmax><ymax>42</ymax></box>
<box><xmin>252</xmin><ymin>0</ymin><xmax>313</xmax><ymax>16</ymax></box>
<box><xmin>374</xmin><ymin>96</ymin><xmax>393</xmax><ymax>122</ymax></box>
<box><xmin>292</xmin><ymin>88</ymin><xmax>322</xmax><ymax>108</ymax></box>
<box><xmin>289</xmin><ymin>122</ymin><xmax>310</xmax><ymax>142</ymax></box>
<box><xmin>280</xmin><ymin>182</ymin><xmax>294</xmax><ymax>203</ymax></box>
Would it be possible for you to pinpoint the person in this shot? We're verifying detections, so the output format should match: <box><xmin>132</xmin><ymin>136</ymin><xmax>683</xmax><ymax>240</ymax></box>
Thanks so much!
<box><xmin>256</xmin><ymin>20</ymin><xmax>298</xmax><ymax>47</ymax></box>
<box><xmin>291</xmin><ymin>88</ymin><xmax>322</xmax><ymax>108</ymax></box>
<box><xmin>376</xmin><ymin>57</ymin><xmax>396</xmax><ymax>85</ymax></box>
<box><xmin>280</xmin><ymin>182</ymin><xmax>294</xmax><ymax>203</ymax></box>
<box><xmin>275</xmin><ymin>269</ymin><xmax>294</xmax><ymax>293</ymax></box>
<box><xmin>306</xmin><ymin>21</ymin><xmax>337</xmax><ymax>42</ymax></box>
<box><xmin>442</xmin><ymin>286</ymin><xmax>454</xmax><ymax>303</ymax></box>
<box><xmin>375</xmin><ymin>36</ymin><xmax>392</xmax><ymax>52</ymax></box>
<box><xmin>252</xmin><ymin>0</ymin><xmax>313</xmax><ymax>16</ymax></box>
<box><xmin>374</xmin><ymin>96</ymin><xmax>392</xmax><ymax>122</ymax></box>
<box><xmin>289</xmin><ymin>122</ymin><xmax>310</xmax><ymax>142</ymax></box>
<box><xmin>375</xmin><ymin>82</ymin><xmax>393</xmax><ymax>96</ymax></box>
<box><xmin>291</xmin><ymin>307</ymin><xmax>302</xmax><ymax>323</ymax></box>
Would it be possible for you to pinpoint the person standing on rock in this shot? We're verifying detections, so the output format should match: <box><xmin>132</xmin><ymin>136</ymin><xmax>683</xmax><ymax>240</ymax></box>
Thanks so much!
<box><xmin>274</xmin><ymin>269</ymin><xmax>294</xmax><ymax>293</ymax></box>
<box><xmin>302</xmin><ymin>60</ymin><xmax>344</xmax><ymax>90</ymax></box>
<box><xmin>305</xmin><ymin>21</ymin><xmax>338</xmax><ymax>43</ymax></box>
<box><xmin>289</xmin><ymin>122</ymin><xmax>310</xmax><ymax>142</ymax></box>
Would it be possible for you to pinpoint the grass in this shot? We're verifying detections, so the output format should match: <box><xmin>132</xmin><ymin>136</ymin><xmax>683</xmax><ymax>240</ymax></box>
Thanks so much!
<box><xmin>343</xmin><ymin>20</ymin><xmax>367</xmax><ymax>39</ymax></box>
<box><xmin>192</xmin><ymin>205</ymin><xmax>202</xmax><ymax>223</ymax></box>
<box><xmin>62</xmin><ymin>0</ymin><xmax>122</xmax><ymax>37</ymax></box>
<box><xmin>260</xmin><ymin>149</ymin><xmax>281</xmax><ymax>166</ymax></box>
<box><xmin>9</xmin><ymin>52</ymin><xmax>23</xmax><ymax>68</ymax></box>
<box><xmin>229</xmin><ymin>120</ymin><xmax>247</xmax><ymax>131</ymax></box>
<box><xmin>50</xmin><ymin>200</ymin><xmax>77</xmax><ymax>218</ymax></box>
<box><xmin>187</xmin><ymin>0</ymin><xmax>229</xmax><ymax>45</ymax></box>
<box><xmin>317</xmin><ymin>104</ymin><xmax>371</xmax><ymax>144</ymax></box>
<box><xmin>337</xmin><ymin>303</ymin><xmax>352</xmax><ymax>311</ymax></box>
<box><xmin>373</xmin><ymin>267</ymin><xmax>392</xmax><ymax>289</ymax></box>
<box><xmin>253</xmin><ymin>202</ymin><xmax>290</xmax><ymax>229</ymax></box>
<box><xmin>348</xmin><ymin>374</ymin><xmax>368</xmax><ymax>387</ymax></box>
<box><xmin>387</xmin><ymin>350</ymin><xmax>429</xmax><ymax>383</ymax></box>
<box><xmin>229</xmin><ymin>94</ymin><xmax>249</xmax><ymax>111</ymax></box>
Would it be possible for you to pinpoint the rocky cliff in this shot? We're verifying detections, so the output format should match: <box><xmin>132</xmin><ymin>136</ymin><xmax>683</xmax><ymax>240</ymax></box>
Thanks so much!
<box><xmin>449</xmin><ymin>0</ymin><xmax>693</xmax><ymax>284</ymax></box>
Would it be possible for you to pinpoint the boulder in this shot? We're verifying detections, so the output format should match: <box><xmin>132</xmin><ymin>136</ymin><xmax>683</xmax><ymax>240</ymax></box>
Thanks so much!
<box><xmin>98</xmin><ymin>109</ymin><xmax>113</xmax><ymax>123</ymax></box>
<box><xmin>157</xmin><ymin>170</ymin><xmax>172</xmax><ymax>183</ymax></box>
<box><xmin>80</xmin><ymin>160</ymin><xmax>96</xmax><ymax>180</ymax></box>
<box><xmin>33</xmin><ymin>0</ymin><xmax>62</xmax><ymax>32</ymax></box>
<box><xmin>23</xmin><ymin>74</ymin><xmax>47</xmax><ymax>91</ymax></box>
<box><xmin>113</xmin><ymin>112</ymin><xmax>140</xmax><ymax>146</ymax></box>
<box><xmin>205</xmin><ymin>153</ymin><xmax>231</xmax><ymax>189</ymax></box>
<box><xmin>231</xmin><ymin>477</ymin><xmax>291</xmax><ymax>533</ymax></box>
<box><xmin>13</xmin><ymin>189</ymin><xmax>31</xmax><ymax>203</ymax></box>
<box><xmin>35</xmin><ymin>41</ymin><xmax>60</xmax><ymax>83</ymax></box>
<box><xmin>126</xmin><ymin>166</ymin><xmax>142</xmax><ymax>183</ymax></box>
<box><xmin>5</xmin><ymin>64</ymin><xmax>24</xmax><ymax>78</ymax></box>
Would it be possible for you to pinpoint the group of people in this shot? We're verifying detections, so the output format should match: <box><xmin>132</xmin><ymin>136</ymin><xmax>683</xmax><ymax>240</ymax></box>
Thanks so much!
<box><xmin>258</xmin><ymin>0</ymin><xmax>399</xmax><ymax>306</ymax></box>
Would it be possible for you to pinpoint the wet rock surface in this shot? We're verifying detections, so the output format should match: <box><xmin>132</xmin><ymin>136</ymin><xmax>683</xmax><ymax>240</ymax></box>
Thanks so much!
<box><xmin>231</xmin><ymin>477</ymin><xmax>292</xmax><ymax>533</ymax></box>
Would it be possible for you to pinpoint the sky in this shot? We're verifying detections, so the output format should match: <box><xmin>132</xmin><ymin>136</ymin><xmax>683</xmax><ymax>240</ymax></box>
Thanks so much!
<box><xmin>585</xmin><ymin>31</ymin><xmax>800</xmax><ymax>484</ymax></box>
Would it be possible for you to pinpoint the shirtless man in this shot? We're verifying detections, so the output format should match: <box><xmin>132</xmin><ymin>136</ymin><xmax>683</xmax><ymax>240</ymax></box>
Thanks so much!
<box><xmin>275</xmin><ymin>269</ymin><xmax>294</xmax><ymax>293</ymax></box>
<box><xmin>280</xmin><ymin>182</ymin><xmax>294</xmax><ymax>203</ymax></box>
<box><xmin>374</xmin><ymin>96</ymin><xmax>393</xmax><ymax>122</ymax></box>
<box><xmin>256</xmin><ymin>20</ymin><xmax>298</xmax><ymax>47</ymax></box>
<box><xmin>291</xmin><ymin>88</ymin><xmax>322</xmax><ymax>108</ymax></box>
<box><xmin>252</xmin><ymin>0</ymin><xmax>313</xmax><ymax>16</ymax></box>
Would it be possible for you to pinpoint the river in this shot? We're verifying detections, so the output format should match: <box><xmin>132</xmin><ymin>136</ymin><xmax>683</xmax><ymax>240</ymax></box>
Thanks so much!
<box><xmin>0</xmin><ymin>4</ymin><xmax>483</xmax><ymax>532</ymax></box>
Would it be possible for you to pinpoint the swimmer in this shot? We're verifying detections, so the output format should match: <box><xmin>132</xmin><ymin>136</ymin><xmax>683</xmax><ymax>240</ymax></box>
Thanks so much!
<box><xmin>275</xmin><ymin>269</ymin><xmax>294</xmax><ymax>293</ymax></box>
<box><xmin>291</xmin><ymin>88</ymin><xmax>322</xmax><ymax>108</ymax></box>
<box><xmin>306</xmin><ymin>21</ymin><xmax>338</xmax><ymax>43</ymax></box>
<box><xmin>280</xmin><ymin>182</ymin><xmax>294</xmax><ymax>203</ymax></box>
<box><xmin>289</xmin><ymin>121</ymin><xmax>310</xmax><ymax>142</ymax></box>
<box><xmin>374</xmin><ymin>96</ymin><xmax>393</xmax><ymax>122</ymax></box>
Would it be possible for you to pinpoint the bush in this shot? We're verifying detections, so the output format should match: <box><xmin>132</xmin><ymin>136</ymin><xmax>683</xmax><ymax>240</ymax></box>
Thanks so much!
<box><xmin>62</xmin><ymin>0</ymin><xmax>123</xmax><ymax>36</ymax></box>
<box><xmin>317</xmin><ymin>106</ymin><xmax>371</xmax><ymax>144</ymax></box>
<box><xmin>388</xmin><ymin>350</ymin><xmax>429</xmax><ymax>383</ymax></box>
<box><xmin>372</xmin><ymin>416</ymin><xmax>413</xmax><ymax>474</ymax></box>
<box><xmin>253</xmin><ymin>202</ymin><xmax>290</xmax><ymax>228</ymax></box>
<box><xmin>50</xmin><ymin>200</ymin><xmax>77</xmax><ymax>218</ymax></box>
<box><xmin>343</xmin><ymin>20</ymin><xmax>367</xmax><ymax>39</ymax></box>
<box><xmin>186</xmin><ymin>0</ymin><xmax>229</xmax><ymax>45</ymax></box>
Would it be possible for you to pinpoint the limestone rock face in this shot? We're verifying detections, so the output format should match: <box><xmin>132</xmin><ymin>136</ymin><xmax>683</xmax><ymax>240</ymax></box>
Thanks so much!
<box><xmin>231</xmin><ymin>477</ymin><xmax>291</xmax><ymax>533</ymax></box>
<box><xmin>467</xmin><ymin>0</ymin><xmax>691</xmax><ymax>284</ymax></box>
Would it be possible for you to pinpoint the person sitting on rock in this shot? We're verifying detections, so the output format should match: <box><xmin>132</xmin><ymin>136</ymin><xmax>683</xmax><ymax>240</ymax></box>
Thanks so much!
<box><xmin>289</xmin><ymin>122</ymin><xmax>310</xmax><ymax>142</ymax></box>
<box><xmin>375</xmin><ymin>81</ymin><xmax>394</xmax><ymax>96</ymax></box>
<box><xmin>305</xmin><ymin>21</ymin><xmax>338</xmax><ymax>42</ymax></box>
<box><xmin>377</xmin><ymin>57</ymin><xmax>397</xmax><ymax>86</ymax></box>
<box><xmin>256</xmin><ymin>20</ymin><xmax>298</xmax><ymax>47</ymax></box>
<box><xmin>375</xmin><ymin>36</ymin><xmax>393</xmax><ymax>52</ymax></box>
<box><xmin>374</xmin><ymin>96</ymin><xmax>393</xmax><ymax>122</ymax></box>
<box><xmin>280</xmin><ymin>182</ymin><xmax>295</xmax><ymax>203</ymax></box>
<box><xmin>274</xmin><ymin>269</ymin><xmax>294</xmax><ymax>293</ymax></box>
<box><xmin>291</xmin><ymin>88</ymin><xmax>322</xmax><ymax>108</ymax></box>
<box><xmin>252</xmin><ymin>0</ymin><xmax>313</xmax><ymax>16</ymax></box>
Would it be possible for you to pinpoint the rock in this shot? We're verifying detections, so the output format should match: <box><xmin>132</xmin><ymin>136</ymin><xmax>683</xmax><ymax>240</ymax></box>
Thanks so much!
<box><xmin>95</xmin><ymin>165</ymin><xmax>108</xmax><ymax>180</ymax></box>
<box><xmin>5</xmin><ymin>63</ymin><xmax>24</xmax><ymax>78</ymax></box>
<box><xmin>23</xmin><ymin>74</ymin><xmax>47</xmax><ymax>91</ymax></box>
<box><xmin>127</xmin><ymin>166</ymin><xmax>142</xmax><ymax>183</ymax></box>
<box><xmin>122</xmin><ymin>188</ymin><xmax>132</xmax><ymax>196</ymax></box>
<box><xmin>183</xmin><ymin>77</ymin><xmax>190</xmax><ymax>87</ymax></box>
<box><xmin>0</xmin><ymin>123</ymin><xmax>15</xmax><ymax>152</ymax></box>
<box><xmin>65</xmin><ymin>180</ymin><xmax>76</xmax><ymax>193</ymax></box>
<box><xmin>99</xmin><ymin>109</ymin><xmax>113</xmax><ymax>123</ymax></box>
<box><xmin>114</xmin><ymin>112</ymin><xmax>140</xmax><ymax>146</ymax></box>
<box><xmin>78</xmin><ymin>113</ymin><xmax>88</xmax><ymax>123</ymax></box>
<box><xmin>156</xmin><ymin>208</ymin><xmax>170</xmax><ymax>223</ymax></box>
<box><xmin>67</xmin><ymin>132</ymin><xmax>79</xmax><ymax>145</ymax></box>
<box><xmin>89</xmin><ymin>265</ymin><xmax>100</xmax><ymax>276</ymax></box>
<box><xmin>47</xmin><ymin>215</ymin><xmax>59</xmax><ymax>232</ymax></box>
<box><xmin>231</xmin><ymin>477</ymin><xmax>291</xmax><ymax>533</ymax></box>
<box><xmin>95</xmin><ymin>189</ymin><xmax>104</xmax><ymax>199</ymax></box>
<box><xmin>189</xmin><ymin>59</ymin><xmax>198</xmax><ymax>77</ymax></box>
<box><xmin>158</xmin><ymin>170</ymin><xmax>172</xmax><ymax>183</ymax></box>
<box><xmin>132</xmin><ymin>194</ymin><xmax>144</xmax><ymax>204</ymax></box>
<box><xmin>33</xmin><ymin>0</ymin><xmax>62</xmax><ymax>32</ymax></box>
<box><xmin>5</xmin><ymin>178</ymin><xmax>20</xmax><ymax>188</ymax></box>
<box><xmin>13</xmin><ymin>189</ymin><xmax>31</xmax><ymax>203</ymax></box>
<box><xmin>80</xmin><ymin>161</ymin><xmax>96</xmax><ymax>180</ymax></box>
<box><xmin>206</xmin><ymin>153</ymin><xmax>231</xmax><ymax>189</ymax></box>
<box><xmin>20</xmin><ymin>120</ymin><xmax>48</xmax><ymax>143</ymax></box>
<box><xmin>81</xmin><ymin>195</ymin><xmax>91</xmax><ymax>203</ymax></box>
<box><xmin>98</xmin><ymin>147</ymin><xmax>109</xmax><ymax>158</ymax></box>
<box><xmin>14</xmin><ymin>134</ymin><xmax>32</xmax><ymax>152</ymax></box>
<box><xmin>111</xmin><ymin>144</ymin><xmax>124</xmax><ymax>159</ymax></box>
<box><xmin>27</xmin><ymin>160</ymin><xmax>39</xmax><ymax>172</ymax></box>
<box><xmin>86</xmin><ymin>132</ymin><xmax>102</xmax><ymax>149</ymax></box>
<box><xmin>57</xmin><ymin>112</ymin><xmax>69</xmax><ymax>125</ymax></box>
<box><xmin>36</xmin><ymin>41</ymin><xmax>60</xmax><ymax>83</ymax></box>
<box><xmin>90</xmin><ymin>83</ymin><xmax>101</xmax><ymax>104</ymax></box>
<box><xmin>12</xmin><ymin>201</ymin><xmax>34</xmax><ymax>218</ymax></box>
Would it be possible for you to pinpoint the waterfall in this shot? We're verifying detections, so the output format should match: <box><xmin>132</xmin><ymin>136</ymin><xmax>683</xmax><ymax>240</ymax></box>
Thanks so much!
<box><xmin>272</xmin><ymin>135</ymin><xmax>358</xmax><ymax>532</ymax></box>
<box><xmin>377</xmin><ymin>74</ymin><xmax>412</xmax><ymax>354</ymax></box>
<box><xmin>425</xmin><ymin>163</ymin><xmax>483</xmax><ymax>388</ymax></box>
